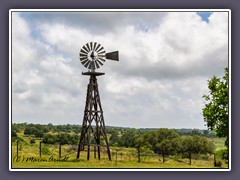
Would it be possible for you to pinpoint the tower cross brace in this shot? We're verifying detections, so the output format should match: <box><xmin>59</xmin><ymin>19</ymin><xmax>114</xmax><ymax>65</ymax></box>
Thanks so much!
<box><xmin>76</xmin><ymin>72</ymin><xmax>111</xmax><ymax>161</ymax></box>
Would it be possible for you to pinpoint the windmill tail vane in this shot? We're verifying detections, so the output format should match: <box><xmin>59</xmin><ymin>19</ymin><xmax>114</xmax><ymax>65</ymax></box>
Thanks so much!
<box><xmin>106</xmin><ymin>51</ymin><xmax>119</xmax><ymax>61</ymax></box>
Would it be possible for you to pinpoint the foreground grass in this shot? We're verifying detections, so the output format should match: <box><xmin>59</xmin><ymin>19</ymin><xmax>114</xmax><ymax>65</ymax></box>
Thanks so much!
<box><xmin>11</xmin><ymin>134</ymin><xmax>228</xmax><ymax>169</ymax></box>
<box><xmin>11</xmin><ymin>146</ymin><xmax>228</xmax><ymax>169</ymax></box>
<box><xmin>12</xmin><ymin>157</ymin><xmax>222</xmax><ymax>169</ymax></box>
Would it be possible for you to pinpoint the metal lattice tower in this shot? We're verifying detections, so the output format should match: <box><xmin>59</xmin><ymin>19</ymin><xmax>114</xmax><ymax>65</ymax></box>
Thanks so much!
<box><xmin>76</xmin><ymin>42</ymin><xmax>119</xmax><ymax>161</ymax></box>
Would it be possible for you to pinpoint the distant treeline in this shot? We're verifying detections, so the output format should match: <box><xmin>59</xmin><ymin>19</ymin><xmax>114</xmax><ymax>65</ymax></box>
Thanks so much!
<box><xmin>12</xmin><ymin>123</ymin><xmax>226</xmax><ymax>162</ymax></box>
<box><xmin>12</xmin><ymin>122</ymin><xmax>216</xmax><ymax>148</ymax></box>
<box><xmin>12</xmin><ymin>122</ymin><xmax>216</xmax><ymax>138</ymax></box>
<box><xmin>12</xmin><ymin>123</ymin><xmax>221</xmax><ymax>159</ymax></box>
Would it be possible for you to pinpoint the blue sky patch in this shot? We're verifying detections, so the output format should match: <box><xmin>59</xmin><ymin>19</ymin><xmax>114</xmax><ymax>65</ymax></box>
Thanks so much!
<box><xmin>197</xmin><ymin>12</ymin><xmax>212</xmax><ymax>23</ymax></box>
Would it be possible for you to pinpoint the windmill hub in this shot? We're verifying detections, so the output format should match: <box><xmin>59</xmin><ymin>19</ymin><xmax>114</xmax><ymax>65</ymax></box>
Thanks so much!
<box><xmin>89</xmin><ymin>51</ymin><xmax>98</xmax><ymax>61</ymax></box>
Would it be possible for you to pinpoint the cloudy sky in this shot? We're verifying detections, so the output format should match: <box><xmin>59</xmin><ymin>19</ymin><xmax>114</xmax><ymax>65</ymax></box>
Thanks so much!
<box><xmin>11</xmin><ymin>10</ymin><xmax>229</xmax><ymax>129</ymax></box>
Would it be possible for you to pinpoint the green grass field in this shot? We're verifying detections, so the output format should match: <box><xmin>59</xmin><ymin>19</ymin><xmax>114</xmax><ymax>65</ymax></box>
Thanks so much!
<box><xmin>212</xmin><ymin>138</ymin><xmax>226</xmax><ymax>151</ymax></box>
<box><xmin>11</xmin><ymin>133</ymin><xmax>228</xmax><ymax>169</ymax></box>
<box><xmin>12</xmin><ymin>158</ymin><xmax>221</xmax><ymax>169</ymax></box>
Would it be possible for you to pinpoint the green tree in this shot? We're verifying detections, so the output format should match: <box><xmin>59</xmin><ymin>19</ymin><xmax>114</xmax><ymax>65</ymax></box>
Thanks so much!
<box><xmin>191</xmin><ymin>129</ymin><xmax>202</xmax><ymax>136</ymax></box>
<box><xmin>135</xmin><ymin>136</ymin><xmax>152</xmax><ymax>150</ymax></box>
<box><xmin>141</xmin><ymin>131</ymin><xmax>158</xmax><ymax>151</ymax></box>
<box><xmin>12</xmin><ymin>130</ymin><xmax>17</xmax><ymax>138</ymax></box>
<box><xmin>136</xmin><ymin>128</ymin><xmax>180</xmax><ymax>153</ymax></box>
<box><xmin>34</xmin><ymin>129</ymin><xmax>44</xmax><ymax>139</ymax></box>
<box><xmin>156</xmin><ymin>128</ymin><xmax>180</xmax><ymax>141</ymax></box>
<box><xmin>154</xmin><ymin>129</ymin><xmax>179</xmax><ymax>153</ymax></box>
<box><xmin>119</xmin><ymin>129</ymin><xmax>139</xmax><ymax>147</ymax></box>
<box><xmin>42</xmin><ymin>134</ymin><xmax>56</xmax><ymax>144</ymax></box>
<box><xmin>181</xmin><ymin>136</ymin><xmax>215</xmax><ymax>157</ymax></box>
<box><xmin>171</xmin><ymin>137</ymin><xmax>184</xmax><ymax>154</ymax></box>
<box><xmin>56</xmin><ymin>133</ymin><xmax>70</xmax><ymax>145</ymax></box>
<box><xmin>192</xmin><ymin>135</ymin><xmax>215</xmax><ymax>154</ymax></box>
<box><xmin>156</xmin><ymin>139</ymin><xmax>172</xmax><ymax>156</ymax></box>
<box><xmin>24</xmin><ymin>127</ymin><xmax>35</xmax><ymax>136</ymax></box>
<box><xmin>109</xmin><ymin>131</ymin><xmax>120</xmax><ymax>146</ymax></box>
<box><xmin>202</xmin><ymin>67</ymin><xmax>229</xmax><ymax>148</ymax></box>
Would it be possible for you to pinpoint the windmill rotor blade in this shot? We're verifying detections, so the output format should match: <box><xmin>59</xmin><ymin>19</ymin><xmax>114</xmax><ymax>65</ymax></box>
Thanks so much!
<box><xmin>98</xmin><ymin>55</ymin><xmax>106</xmax><ymax>58</ymax></box>
<box><xmin>81</xmin><ymin>59</ymin><xmax>89</xmax><ymax>65</ymax></box>
<box><xmin>83</xmin><ymin>62</ymin><xmax>88</xmax><ymax>68</ymax></box>
<box><xmin>80</xmin><ymin>52</ymin><xmax>88</xmax><ymax>58</ymax></box>
<box><xmin>79</xmin><ymin>52</ymin><xmax>88</xmax><ymax>57</ymax></box>
<box><xmin>99</xmin><ymin>57</ymin><xmax>106</xmax><ymax>62</ymax></box>
<box><xmin>84</xmin><ymin>60</ymin><xmax>91</xmax><ymax>68</ymax></box>
<box><xmin>98</xmin><ymin>50</ymin><xmax>106</xmax><ymax>55</ymax></box>
<box><xmin>93</xmin><ymin>42</ymin><xmax>97</xmax><ymax>51</ymax></box>
<box><xmin>80</xmin><ymin>48</ymin><xmax>88</xmax><ymax>55</ymax></box>
<box><xmin>88</xmin><ymin>62</ymin><xmax>93</xmax><ymax>70</ymax></box>
<box><xmin>97</xmin><ymin>46</ymin><xmax>104</xmax><ymax>53</ymax></box>
<box><xmin>79</xmin><ymin>55</ymin><xmax>88</xmax><ymax>60</ymax></box>
<box><xmin>96</xmin><ymin>59</ymin><xmax>104</xmax><ymax>66</ymax></box>
<box><xmin>86</xmin><ymin>43</ymin><xmax>91</xmax><ymax>52</ymax></box>
<box><xmin>106</xmin><ymin>51</ymin><xmax>119</xmax><ymax>61</ymax></box>
<box><xmin>95</xmin><ymin>44</ymin><xmax>101</xmax><ymax>52</ymax></box>
<box><xmin>82</xmin><ymin>45</ymin><xmax>89</xmax><ymax>53</ymax></box>
<box><xmin>80</xmin><ymin>57</ymin><xmax>88</xmax><ymax>62</ymax></box>
<box><xmin>95</xmin><ymin>61</ymin><xmax>100</xmax><ymax>69</ymax></box>
<box><xmin>79</xmin><ymin>53</ymin><xmax>88</xmax><ymax>58</ymax></box>
<box><xmin>80</xmin><ymin>53</ymin><xmax>87</xmax><ymax>57</ymax></box>
<box><xmin>79</xmin><ymin>55</ymin><xmax>86</xmax><ymax>60</ymax></box>
<box><xmin>90</xmin><ymin>42</ymin><xmax>93</xmax><ymax>50</ymax></box>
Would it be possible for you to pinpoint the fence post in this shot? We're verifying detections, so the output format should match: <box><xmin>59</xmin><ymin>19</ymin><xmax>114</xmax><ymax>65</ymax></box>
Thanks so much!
<box><xmin>189</xmin><ymin>152</ymin><xmax>192</xmax><ymax>165</ymax></box>
<box><xmin>16</xmin><ymin>140</ymin><xmax>19</xmax><ymax>157</ymax></box>
<box><xmin>137</xmin><ymin>147</ymin><xmax>140</xmax><ymax>163</ymax></box>
<box><xmin>76</xmin><ymin>143</ymin><xmax>81</xmax><ymax>159</ymax></box>
<box><xmin>87</xmin><ymin>145</ymin><xmax>90</xmax><ymax>160</ymax></box>
<box><xmin>39</xmin><ymin>141</ymin><xmax>42</xmax><ymax>158</ymax></box>
<box><xmin>120</xmin><ymin>149</ymin><xmax>122</xmax><ymax>161</ymax></box>
<box><xmin>115</xmin><ymin>149</ymin><xmax>118</xmax><ymax>165</ymax></box>
<box><xmin>97</xmin><ymin>145</ymin><xmax>101</xmax><ymax>160</ymax></box>
<box><xmin>163</xmin><ymin>152</ymin><xmax>165</xmax><ymax>163</ymax></box>
<box><xmin>213</xmin><ymin>153</ymin><xmax>216</xmax><ymax>167</ymax></box>
<box><xmin>59</xmin><ymin>144</ymin><xmax>61</xmax><ymax>159</ymax></box>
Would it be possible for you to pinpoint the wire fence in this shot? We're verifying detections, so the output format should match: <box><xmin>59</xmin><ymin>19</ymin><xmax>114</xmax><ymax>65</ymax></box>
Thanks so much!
<box><xmin>12</xmin><ymin>140</ymin><xmax>221</xmax><ymax>167</ymax></box>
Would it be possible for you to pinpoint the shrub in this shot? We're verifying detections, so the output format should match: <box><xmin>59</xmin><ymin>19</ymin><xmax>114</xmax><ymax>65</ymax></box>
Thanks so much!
<box><xmin>12</xmin><ymin>130</ymin><xmax>18</xmax><ymax>138</ymax></box>
<box><xmin>215</xmin><ymin>149</ymin><xmax>228</xmax><ymax>161</ymax></box>
<box><xmin>215</xmin><ymin>160</ymin><xmax>222</xmax><ymax>167</ymax></box>
<box><xmin>30</xmin><ymin>139</ymin><xmax>36</xmax><ymax>144</ymax></box>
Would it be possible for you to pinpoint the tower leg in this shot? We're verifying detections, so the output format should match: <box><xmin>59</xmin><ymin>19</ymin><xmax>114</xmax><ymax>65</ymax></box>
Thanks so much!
<box><xmin>98</xmin><ymin>145</ymin><xmax>101</xmax><ymax>160</ymax></box>
<box><xmin>107</xmin><ymin>146</ymin><xmax>111</xmax><ymax>161</ymax></box>
<box><xmin>76</xmin><ymin>120</ymin><xmax>87</xmax><ymax>159</ymax></box>
<box><xmin>87</xmin><ymin>145</ymin><xmax>90</xmax><ymax>160</ymax></box>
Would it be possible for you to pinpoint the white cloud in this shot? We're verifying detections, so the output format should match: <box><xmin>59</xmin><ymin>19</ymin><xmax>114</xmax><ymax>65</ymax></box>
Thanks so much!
<box><xmin>11</xmin><ymin>11</ymin><xmax>229</xmax><ymax>129</ymax></box>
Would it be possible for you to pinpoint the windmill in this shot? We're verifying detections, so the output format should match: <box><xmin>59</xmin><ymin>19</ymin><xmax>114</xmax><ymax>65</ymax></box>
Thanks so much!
<box><xmin>76</xmin><ymin>42</ymin><xmax>119</xmax><ymax>161</ymax></box>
